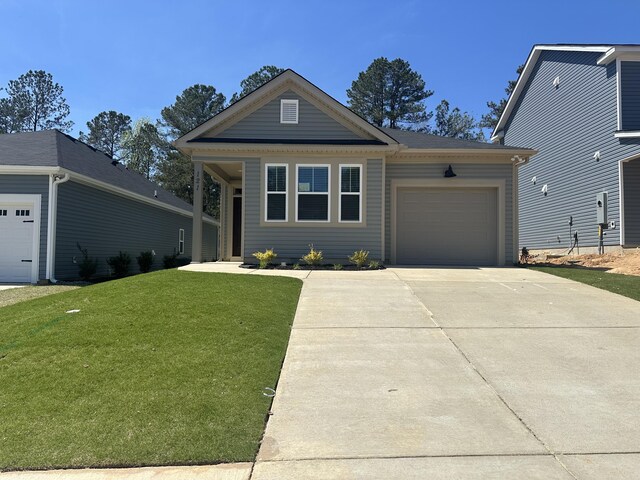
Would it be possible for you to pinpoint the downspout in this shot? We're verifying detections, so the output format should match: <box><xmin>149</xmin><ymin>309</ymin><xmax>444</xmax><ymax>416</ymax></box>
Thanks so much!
<box><xmin>512</xmin><ymin>155</ymin><xmax>527</xmax><ymax>263</ymax></box>
<box><xmin>45</xmin><ymin>173</ymin><xmax>70</xmax><ymax>283</ymax></box>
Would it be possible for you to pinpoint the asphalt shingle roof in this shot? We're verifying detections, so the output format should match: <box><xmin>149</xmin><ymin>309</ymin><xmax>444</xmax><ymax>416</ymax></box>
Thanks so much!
<box><xmin>378</xmin><ymin>127</ymin><xmax>526</xmax><ymax>150</ymax></box>
<box><xmin>0</xmin><ymin>130</ymin><xmax>195</xmax><ymax>213</ymax></box>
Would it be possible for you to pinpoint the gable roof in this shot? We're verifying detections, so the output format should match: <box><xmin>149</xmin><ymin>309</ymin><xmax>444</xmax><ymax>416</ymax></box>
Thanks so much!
<box><xmin>491</xmin><ymin>44</ymin><xmax>640</xmax><ymax>141</ymax></box>
<box><xmin>175</xmin><ymin>68</ymin><xmax>534</xmax><ymax>155</ymax></box>
<box><xmin>0</xmin><ymin>130</ymin><xmax>197</xmax><ymax>214</ymax></box>
<box><xmin>174</xmin><ymin>69</ymin><xmax>399</xmax><ymax>150</ymax></box>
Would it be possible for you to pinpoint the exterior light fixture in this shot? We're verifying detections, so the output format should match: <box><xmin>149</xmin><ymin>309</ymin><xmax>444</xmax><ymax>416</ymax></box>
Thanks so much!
<box><xmin>541</xmin><ymin>184</ymin><xmax>548</xmax><ymax>196</ymax></box>
<box><xmin>444</xmin><ymin>165</ymin><xmax>457</xmax><ymax>178</ymax></box>
<box><xmin>594</xmin><ymin>151</ymin><xmax>601</xmax><ymax>161</ymax></box>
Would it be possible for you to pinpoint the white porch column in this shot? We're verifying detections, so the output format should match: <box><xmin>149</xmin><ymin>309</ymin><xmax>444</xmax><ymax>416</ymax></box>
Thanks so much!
<box><xmin>191</xmin><ymin>161</ymin><xmax>204</xmax><ymax>263</ymax></box>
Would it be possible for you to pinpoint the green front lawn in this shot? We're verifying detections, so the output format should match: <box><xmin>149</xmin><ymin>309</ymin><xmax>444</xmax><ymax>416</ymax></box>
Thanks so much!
<box><xmin>531</xmin><ymin>266</ymin><xmax>640</xmax><ymax>302</ymax></box>
<box><xmin>0</xmin><ymin>270</ymin><xmax>301</xmax><ymax>471</ymax></box>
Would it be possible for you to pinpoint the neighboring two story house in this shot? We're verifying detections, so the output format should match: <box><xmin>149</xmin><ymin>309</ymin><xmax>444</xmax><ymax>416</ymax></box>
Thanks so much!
<box><xmin>176</xmin><ymin>70</ymin><xmax>535</xmax><ymax>266</ymax></box>
<box><xmin>492</xmin><ymin>44</ymin><xmax>640</xmax><ymax>252</ymax></box>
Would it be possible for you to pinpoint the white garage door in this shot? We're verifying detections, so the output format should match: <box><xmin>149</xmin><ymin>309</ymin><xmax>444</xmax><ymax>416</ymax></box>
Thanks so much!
<box><xmin>0</xmin><ymin>196</ymin><xmax>39</xmax><ymax>283</ymax></box>
<box><xmin>395</xmin><ymin>187</ymin><xmax>498</xmax><ymax>265</ymax></box>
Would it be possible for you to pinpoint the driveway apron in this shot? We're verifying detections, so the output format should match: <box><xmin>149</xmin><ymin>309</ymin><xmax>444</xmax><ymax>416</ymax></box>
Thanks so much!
<box><xmin>251</xmin><ymin>268</ymin><xmax>620</xmax><ymax>479</ymax></box>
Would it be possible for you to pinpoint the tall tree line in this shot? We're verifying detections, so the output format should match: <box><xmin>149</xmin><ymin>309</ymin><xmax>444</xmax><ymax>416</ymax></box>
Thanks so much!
<box><xmin>1</xmin><ymin>62</ymin><xmax>522</xmax><ymax>218</ymax></box>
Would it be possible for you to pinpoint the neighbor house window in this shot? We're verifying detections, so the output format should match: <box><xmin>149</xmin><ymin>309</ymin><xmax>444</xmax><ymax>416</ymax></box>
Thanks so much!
<box><xmin>340</xmin><ymin>165</ymin><xmax>362</xmax><ymax>222</ymax></box>
<box><xmin>280</xmin><ymin>99</ymin><xmax>299</xmax><ymax>124</ymax></box>
<box><xmin>265</xmin><ymin>164</ymin><xmax>288</xmax><ymax>221</ymax></box>
<box><xmin>178</xmin><ymin>228</ymin><xmax>185</xmax><ymax>254</ymax></box>
<box><xmin>297</xmin><ymin>165</ymin><xmax>330</xmax><ymax>221</ymax></box>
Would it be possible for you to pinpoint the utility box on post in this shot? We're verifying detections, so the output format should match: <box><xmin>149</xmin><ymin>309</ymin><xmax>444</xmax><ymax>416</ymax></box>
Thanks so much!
<box><xmin>596</xmin><ymin>192</ymin><xmax>608</xmax><ymax>225</ymax></box>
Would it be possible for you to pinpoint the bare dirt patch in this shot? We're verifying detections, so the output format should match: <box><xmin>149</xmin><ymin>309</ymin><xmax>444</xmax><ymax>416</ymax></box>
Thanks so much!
<box><xmin>527</xmin><ymin>248</ymin><xmax>640</xmax><ymax>276</ymax></box>
<box><xmin>0</xmin><ymin>285</ymin><xmax>81</xmax><ymax>308</ymax></box>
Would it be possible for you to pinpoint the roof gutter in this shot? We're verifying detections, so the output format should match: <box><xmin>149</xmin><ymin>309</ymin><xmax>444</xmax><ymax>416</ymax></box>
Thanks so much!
<box><xmin>45</xmin><ymin>172</ymin><xmax>70</xmax><ymax>283</ymax></box>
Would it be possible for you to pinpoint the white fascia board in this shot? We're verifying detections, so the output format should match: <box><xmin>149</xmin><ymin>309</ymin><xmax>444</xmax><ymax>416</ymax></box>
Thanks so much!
<box><xmin>58</xmin><ymin>168</ymin><xmax>220</xmax><ymax>226</ymax></box>
<box><xmin>0</xmin><ymin>166</ymin><xmax>60</xmax><ymax>175</ymax></box>
<box><xmin>493</xmin><ymin>45</ymin><xmax>614</xmax><ymax>139</ymax></box>
<box><xmin>598</xmin><ymin>46</ymin><xmax>640</xmax><ymax>65</ymax></box>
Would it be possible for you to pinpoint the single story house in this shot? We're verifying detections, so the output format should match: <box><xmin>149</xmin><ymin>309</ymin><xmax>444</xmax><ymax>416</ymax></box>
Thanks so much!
<box><xmin>0</xmin><ymin>130</ymin><xmax>218</xmax><ymax>283</ymax></box>
<box><xmin>175</xmin><ymin>69</ymin><xmax>535</xmax><ymax>266</ymax></box>
<box><xmin>492</xmin><ymin>44</ymin><xmax>640</xmax><ymax>252</ymax></box>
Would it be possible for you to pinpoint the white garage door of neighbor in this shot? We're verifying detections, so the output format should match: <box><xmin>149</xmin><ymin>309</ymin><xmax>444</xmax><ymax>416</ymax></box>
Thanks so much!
<box><xmin>0</xmin><ymin>199</ymin><xmax>39</xmax><ymax>283</ymax></box>
<box><xmin>396</xmin><ymin>187</ymin><xmax>498</xmax><ymax>266</ymax></box>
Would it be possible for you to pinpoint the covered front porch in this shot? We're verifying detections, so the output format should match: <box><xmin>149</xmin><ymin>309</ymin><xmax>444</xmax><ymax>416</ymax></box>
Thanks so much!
<box><xmin>191</xmin><ymin>159</ymin><xmax>245</xmax><ymax>263</ymax></box>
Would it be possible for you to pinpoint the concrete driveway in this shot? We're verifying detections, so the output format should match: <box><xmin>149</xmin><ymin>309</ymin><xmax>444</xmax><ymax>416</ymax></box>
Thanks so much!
<box><xmin>252</xmin><ymin>267</ymin><xmax>640</xmax><ymax>479</ymax></box>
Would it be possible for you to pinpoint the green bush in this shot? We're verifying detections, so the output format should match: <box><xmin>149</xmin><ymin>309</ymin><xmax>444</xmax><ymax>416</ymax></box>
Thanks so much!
<box><xmin>76</xmin><ymin>243</ymin><xmax>98</xmax><ymax>281</ymax></box>
<box><xmin>137</xmin><ymin>251</ymin><xmax>154</xmax><ymax>273</ymax></box>
<box><xmin>301</xmin><ymin>244</ymin><xmax>323</xmax><ymax>267</ymax></box>
<box><xmin>292</xmin><ymin>263</ymin><xmax>301</xmax><ymax>270</ymax></box>
<box><xmin>368</xmin><ymin>260</ymin><xmax>380</xmax><ymax>270</ymax></box>
<box><xmin>333</xmin><ymin>263</ymin><xmax>344</xmax><ymax>270</ymax></box>
<box><xmin>163</xmin><ymin>252</ymin><xmax>178</xmax><ymax>269</ymax></box>
<box><xmin>349</xmin><ymin>249</ymin><xmax>369</xmax><ymax>269</ymax></box>
<box><xmin>107</xmin><ymin>251</ymin><xmax>131</xmax><ymax>278</ymax></box>
<box><xmin>253</xmin><ymin>248</ymin><xmax>278</xmax><ymax>269</ymax></box>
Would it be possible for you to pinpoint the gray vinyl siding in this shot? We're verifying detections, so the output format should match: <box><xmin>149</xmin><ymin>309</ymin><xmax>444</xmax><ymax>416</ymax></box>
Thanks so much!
<box><xmin>504</xmin><ymin>50</ymin><xmax>640</xmax><ymax>250</ymax></box>
<box><xmin>209</xmin><ymin>91</ymin><xmax>369</xmax><ymax>141</ymax></box>
<box><xmin>0</xmin><ymin>175</ymin><xmax>49</xmax><ymax>279</ymax></box>
<box><xmin>621</xmin><ymin>61</ymin><xmax>640</xmax><ymax>131</ymax></box>
<box><xmin>202</xmin><ymin>221</ymin><xmax>219</xmax><ymax>261</ymax></box>
<box><xmin>55</xmin><ymin>180</ymin><xmax>216</xmax><ymax>280</ymax></box>
<box><xmin>243</xmin><ymin>159</ymin><xmax>383</xmax><ymax>262</ymax></box>
<box><xmin>385</xmin><ymin>164</ymin><xmax>514</xmax><ymax>264</ymax></box>
<box><xmin>623</xmin><ymin>160</ymin><xmax>640</xmax><ymax>245</ymax></box>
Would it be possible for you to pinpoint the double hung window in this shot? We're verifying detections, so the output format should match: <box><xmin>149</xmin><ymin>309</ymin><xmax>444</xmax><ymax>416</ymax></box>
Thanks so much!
<box><xmin>297</xmin><ymin>165</ymin><xmax>330</xmax><ymax>221</ymax></box>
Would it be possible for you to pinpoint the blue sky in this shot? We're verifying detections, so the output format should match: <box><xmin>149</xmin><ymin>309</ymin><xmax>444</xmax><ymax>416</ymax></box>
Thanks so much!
<box><xmin>1</xmin><ymin>0</ymin><xmax>639</xmax><ymax>136</ymax></box>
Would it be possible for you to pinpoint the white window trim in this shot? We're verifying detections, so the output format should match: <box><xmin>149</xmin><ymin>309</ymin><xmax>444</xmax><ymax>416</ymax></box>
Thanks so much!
<box><xmin>339</xmin><ymin>164</ymin><xmax>363</xmax><ymax>223</ymax></box>
<box><xmin>280</xmin><ymin>99</ymin><xmax>299</xmax><ymax>124</ymax></box>
<box><xmin>179</xmin><ymin>228</ymin><xmax>185</xmax><ymax>255</ymax></box>
<box><xmin>264</xmin><ymin>163</ymin><xmax>288</xmax><ymax>222</ymax></box>
<box><xmin>296</xmin><ymin>164</ymin><xmax>331</xmax><ymax>223</ymax></box>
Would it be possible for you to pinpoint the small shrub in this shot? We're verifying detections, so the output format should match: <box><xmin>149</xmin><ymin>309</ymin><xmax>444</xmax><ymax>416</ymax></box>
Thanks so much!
<box><xmin>292</xmin><ymin>263</ymin><xmax>301</xmax><ymax>270</ymax></box>
<box><xmin>368</xmin><ymin>260</ymin><xmax>380</xmax><ymax>270</ymax></box>
<box><xmin>349</xmin><ymin>249</ymin><xmax>369</xmax><ymax>269</ymax></box>
<box><xmin>333</xmin><ymin>263</ymin><xmax>344</xmax><ymax>271</ymax></box>
<box><xmin>137</xmin><ymin>250</ymin><xmax>154</xmax><ymax>273</ymax></box>
<box><xmin>253</xmin><ymin>248</ymin><xmax>278</xmax><ymax>269</ymax></box>
<box><xmin>163</xmin><ymin>252</ymin><xmax>178</xmax><ymax>269</ymax></box>
<box><xmin>107</xmin><ymin>251</ymin><xmax>131</xmax><ymax>278</ymax></box>
<box><xmin>76</xmin><ymin>243</ymin><xmax>98</xmax><ymax>281</ymax></box>
<box><xmin>301</xmin><ymin>244</ymin><xmax>323</xmax><ymax>267</ymax></box>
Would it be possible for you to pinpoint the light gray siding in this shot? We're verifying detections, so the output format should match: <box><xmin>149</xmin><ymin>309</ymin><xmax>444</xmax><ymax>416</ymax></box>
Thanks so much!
<box><xmin>243</xmin><ymin>158</ymin><xmax>383</xmax><ymax>262</ymax></box>
<box><xmin>202</xmin><ymin>221</ymin><xmax>219</xmax><ymax>261</ymax></box>
<box><xmin>504</xmin><ymin>50</ymin><xmax>640</xmax><ymax>250</ymax></box>
<box><xmin>210</xmin><ymin>91</ymin><xmax>368</xmax><ymax>141</ymax></box>
<box><xmin>55</xmin><ymin>180</ymin><xmax>216</xmax><ymax>280</ymax></box>
<box><xmin>385</xmin><ymin>163</ymin><xmax>514</xmax><ymax>264</ymax></box>
<box><xmin>623</xmin><ymin>159</ymin><xmax>640</xmax><ymax>246</ymax></box>
<box><xmin>621</xmin><ymin>61</ymin><xmax>640</xmax><ymax>131</ymax></box>
<box><xmin>0</xmin><ymin>174</ymin><xmax>49</xmax><ymax>279</ymax></box>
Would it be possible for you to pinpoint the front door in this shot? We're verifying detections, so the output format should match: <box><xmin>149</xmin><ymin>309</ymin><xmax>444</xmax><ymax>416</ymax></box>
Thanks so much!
<box><xmin>232</xmin><ymin>194</ymin><xmax>242</xmax><ymax>258</ymax></box>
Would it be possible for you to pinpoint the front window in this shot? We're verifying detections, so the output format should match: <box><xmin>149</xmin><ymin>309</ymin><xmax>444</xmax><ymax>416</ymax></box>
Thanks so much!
<box><xmin>265</xmin><ymin>164</ymin><xmax>288</xmax><ymax>221</ymax></box>
<box><xmin>178</xmin><ymin>228</ymin><xmax>185</xmax><ymax>254</ymax></box>
<box><xmin>297</xmin><ymin>165</ymin><xmax>330</xmax><ymax>221</ymax></box>
<box><xmin>340</xmin><ymin>165</ymin><xmax>361</xmax><ymax>222</ymax></box>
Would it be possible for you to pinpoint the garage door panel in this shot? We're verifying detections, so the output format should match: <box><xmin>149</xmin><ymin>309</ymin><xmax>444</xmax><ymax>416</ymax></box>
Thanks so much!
<box><xmin>0</xmin><ymin>201</ymin><xmax>37</xmax><ymax>283</ymax></box>
<box><xmin>396</xmin><ymin>187</ymin><xmax>498</xmax><ymax>266</ymax></box>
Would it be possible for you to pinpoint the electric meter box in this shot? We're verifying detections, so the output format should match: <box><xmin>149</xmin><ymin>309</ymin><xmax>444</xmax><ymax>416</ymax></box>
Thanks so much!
<box><xmin>596</xmin><ymin>192</ymin><xmax>608</xmax><ymax>225</ymax></box>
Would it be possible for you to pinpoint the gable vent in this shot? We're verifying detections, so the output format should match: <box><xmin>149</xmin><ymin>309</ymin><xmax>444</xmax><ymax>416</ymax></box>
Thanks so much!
<box><xmin>280</xmin><ymin>99</ymin><xmax>299</xmax><ymax>124</ymax></box>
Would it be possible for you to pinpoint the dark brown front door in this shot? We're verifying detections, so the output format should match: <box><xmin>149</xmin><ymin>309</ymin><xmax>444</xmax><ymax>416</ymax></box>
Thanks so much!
<box><xmin>232</xmin><ymin>196</ymin><xmax>242</xmax><ymax>257</ymax></box>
